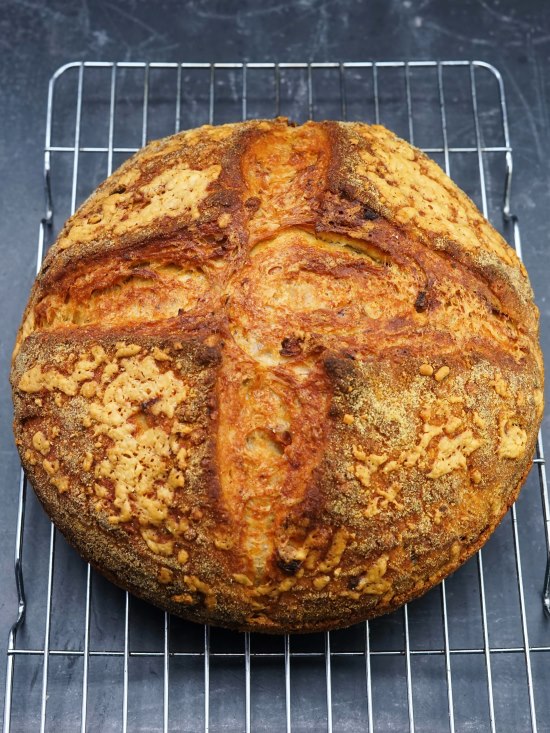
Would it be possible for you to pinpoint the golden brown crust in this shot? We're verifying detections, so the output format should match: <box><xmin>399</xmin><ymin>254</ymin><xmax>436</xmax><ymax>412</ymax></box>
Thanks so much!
<box><xmin>12</xmin><ymin>119</ymin><xmax>544</xmax><ymax>633</ymax></box>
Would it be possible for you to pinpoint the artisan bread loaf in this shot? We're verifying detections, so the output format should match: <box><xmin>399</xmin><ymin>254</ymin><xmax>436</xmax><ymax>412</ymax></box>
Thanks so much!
<box><xmin>12</xmin><ymin>119</ymin><xmax>543</xmax><ymax>633</ymax></box>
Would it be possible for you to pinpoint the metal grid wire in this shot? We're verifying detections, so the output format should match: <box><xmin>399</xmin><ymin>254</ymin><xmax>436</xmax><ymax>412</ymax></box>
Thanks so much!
<box><xmin>3</xmin><ymin>60</ymin><xmax>550</xmax><ymax>732</ymax></box>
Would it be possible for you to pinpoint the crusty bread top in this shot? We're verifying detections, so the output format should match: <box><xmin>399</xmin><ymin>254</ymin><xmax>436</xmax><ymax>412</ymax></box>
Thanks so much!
<box><xmin>12</xmin><ymin>119</ymin><xmax>543</xmax><ymax>633</ymax></box>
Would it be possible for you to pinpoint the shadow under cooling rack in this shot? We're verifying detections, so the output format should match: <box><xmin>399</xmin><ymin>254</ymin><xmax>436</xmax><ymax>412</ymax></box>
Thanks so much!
<box><xmin>4</xmin><ymin>61</ymin><xmax>550</xmax><ymax>733</ymax></box>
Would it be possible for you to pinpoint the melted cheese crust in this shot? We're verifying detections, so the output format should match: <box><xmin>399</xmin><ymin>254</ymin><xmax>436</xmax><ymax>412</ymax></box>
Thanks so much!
<box><xmin>12</xmin><ymin>119</ymin><xmax>543</xmax><ymax>633</ymax></box>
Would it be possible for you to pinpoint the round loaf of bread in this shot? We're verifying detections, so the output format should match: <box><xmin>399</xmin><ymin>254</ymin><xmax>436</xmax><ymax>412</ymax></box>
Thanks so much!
<box><xmin>12</xmin><ymin>119</ymin><xmax>543</xmax><ymax>633</ymax></box>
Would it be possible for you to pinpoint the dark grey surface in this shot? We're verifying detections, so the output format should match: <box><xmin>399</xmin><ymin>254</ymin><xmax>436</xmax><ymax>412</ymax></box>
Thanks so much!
<box><xmin>1</xmin><ymin>1</ymin><xmax>550</xmax><ymax>730</ymax></box>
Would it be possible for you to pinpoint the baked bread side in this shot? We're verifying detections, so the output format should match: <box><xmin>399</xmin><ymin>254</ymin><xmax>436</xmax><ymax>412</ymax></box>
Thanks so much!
<box><xmin>12</xmin><ymin>119</ymin><xmax>543</xmax><ymax>633</ymax></box>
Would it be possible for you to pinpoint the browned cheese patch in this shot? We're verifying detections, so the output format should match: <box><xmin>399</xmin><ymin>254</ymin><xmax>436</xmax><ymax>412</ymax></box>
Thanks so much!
<box><xmin>14</xmin><ymin>339</ymin><xmax>220</xmax><ymax>585</ymax></box>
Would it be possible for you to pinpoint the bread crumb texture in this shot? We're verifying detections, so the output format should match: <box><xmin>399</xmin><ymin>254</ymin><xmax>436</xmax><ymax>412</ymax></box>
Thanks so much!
<box><xmin>12</xmin><ymin>119</ymin><xmax>543</xmax><ymax>633</ymax></box>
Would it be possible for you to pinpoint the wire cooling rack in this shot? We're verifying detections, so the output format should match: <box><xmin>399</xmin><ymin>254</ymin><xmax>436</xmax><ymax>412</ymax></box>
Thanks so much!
<box><xmin>4</xmin><ymin>60</ymin><xmax>550</xmax><ymax>733</ymax></box>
